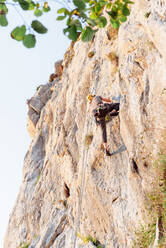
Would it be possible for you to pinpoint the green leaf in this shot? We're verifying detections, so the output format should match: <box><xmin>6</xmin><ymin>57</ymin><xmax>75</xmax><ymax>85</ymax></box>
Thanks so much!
<box><xmin>63</xmin><ymin>27</ymin><xmax>70</xmax><ymax>35</ymax></box>
<box><xmin>99</xmin><ymin>1</ymin><xmax>107</xmax><ymax>7</ymax></box>
<box><xmin>31</xmin><ymin>20</ymin><xmax>48</xmax><ymax>34</ymax></box>
<box><xmin>18</xmin><ymin>0</ymin><xmax>30</xmax><ymax>10</ymax></box>
<box><xmin>97</xmin><ymin>16</ymin><xmax>107</xmax><ymax>28</ymax></box>
<box><xmin>56</xmin><ymin>15</ymin><xmax>66</xmax><ymax>21</ymax></box>
<box><xmin>122</xmin><ymin>6</ymin><xmax>130</xmax><ymax>16</ymax></box>
<box><xmin>111</xmin><ymin>19</ymin><xmax>120</xmax><ymax>29</ymax></box>
<box><xmin>43</xmin><ymin>6</ymin><xmax>50</xmax><ymax>12</ymax></box>
<box><xmin>112</xmin><ymin>5</ymin><xmax>118</xmax><ymax>12</ymax></box>
<box><xmin>68</xmin><ymin>25</ymin><xmax>78</xmax><ymax>41</ymax></box>
<box><xmin>89</xmin><ymin>1</ymin><xmax>93</xmax><ymax>6</ymax></box>
<box><xmin>28</xmin><ymin>1</ymin><xmax>35</xmax><ymax>10</ymax></box>
<box><xmin>95</xmin><ymin>3</ymin><xmax>102</xmax><ymax>13</ymax></box>
<box><xmin>106</xmin><ymin>3</ymin><xmax>112</xmax><ymax>9</ymax></box>
<box><xmin>119</xmin><ymin>15</ymin><xmax>127</xmax><ymax>22</ymax></box>
<box><xmin>118</xmin><ymin>3</ymin><xmax>124</xmax><ymax>8</ymax></box>
<box><xmin>73</xmin><ymin>0</ymin><xmax>85</xmax><ymax>10</ymax></box>
<box><xmin>73</xmin><ymin>19</ymin><xmax>82</xmax><ymax>31</ymax></box>
<box><xmin>86</xmin><ymin>18</ymin><xmax>97</xmax><ymax>27</ymax></box>
<box><xmin>114</xmin><ymin>1</ymin><xmax>123</xmax><ymax>8</ymax></box>
<box><xmin>57</xmin><ymin>7</ymin><xmax>69</xmax><ymax>15</ymax></box>
<box><xmin>0</xmin><ymin>3</ymin><xmax>8</xmax><ymax>14</ymax></box>
<box><xmin>107</xmin><ymin>9</ymin><xmax>118</xmax><ymax>19</ymax></box>
<box><xmin>11</xmin><ymin>25</ymin><xmax>26</xmax><ymax>41</ymax></box>
<box><xmin>90</xmin><ymin>12</ymin><xmax>98</xmax><ymax>19</ymax></box>
<box><xmin>124</xmin><ymin>0</ymin><xmax>134</xmax><ymax>4</ymax></box>
<box><xmin>66</xmin><ymin>17</ymin><xmax>72</xmax><ymax>26</ymax></box>
<box><xmin>0</xmin><ymin>14</ymin><xmax>8</xmax><ymax>26</ymax></box>
<box><xmin>34</xmin><ymin>8</ymin><xmax>43</xmax><ymax>17</ymax></box>
<box><xmin>23</xmin><ymin>34</ymin><xmax>36</xmax><ymax>48</ymax></box>
<box><xmin>81</xmin><ymin>26</ymin><xmax>95</xmax><ymax>42</ymax></box>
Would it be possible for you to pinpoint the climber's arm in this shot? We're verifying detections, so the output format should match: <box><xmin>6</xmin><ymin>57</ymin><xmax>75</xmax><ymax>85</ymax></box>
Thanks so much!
<box><xmin>101</xmin><ymin>97</ymin><xmax>112</xmax><ymax>103</ymax></box>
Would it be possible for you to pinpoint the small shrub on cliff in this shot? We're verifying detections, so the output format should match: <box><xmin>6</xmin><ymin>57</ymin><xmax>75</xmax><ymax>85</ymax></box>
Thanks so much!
<box><xmin>0</xmin><ymin>0</ymin><xmax>134</xmax><ymax>48</ymax></box>
<box><xmin>20</xmin><ymin>242</ymin><xmax>30</xmax><ymax>248</ymax></box>
<box><xmin>87</xmin><ymin>236</ymin><xmax>105</xmax><ymax>247</ymax></box>
<box><xmin>133</xmin><ymin>154</ymin><xmax>166</xmax><ymax>247</ymax></box>
<box><xmin>77</xmin><ymin>233</ymin><xmax>105</xmax><ymax>247</ymax></box>
<box><xmin>133</xmin><ymin>223</ymin><xmax>156</xmax><ymax>248</ymax></box>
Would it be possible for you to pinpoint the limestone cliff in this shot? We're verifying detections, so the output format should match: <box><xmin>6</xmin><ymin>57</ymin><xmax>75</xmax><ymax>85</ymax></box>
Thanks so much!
<box><xmin>4</xmin><ymin>1</ymin><xmax>166</xmax><ymax>247</ymax></box>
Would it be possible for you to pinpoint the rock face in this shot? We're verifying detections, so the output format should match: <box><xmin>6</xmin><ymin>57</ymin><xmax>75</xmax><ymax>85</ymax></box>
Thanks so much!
<box><xmin>4</xmin><ymin>1</ymin><xmax>166</xmax><ymax>247</ymax></box>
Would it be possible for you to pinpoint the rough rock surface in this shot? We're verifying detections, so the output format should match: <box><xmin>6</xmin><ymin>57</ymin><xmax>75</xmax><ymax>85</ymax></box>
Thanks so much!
<box><xmin>4</xmin><ymin>1</ymin><xmax>166</xmax><ymax>247</ymax></box>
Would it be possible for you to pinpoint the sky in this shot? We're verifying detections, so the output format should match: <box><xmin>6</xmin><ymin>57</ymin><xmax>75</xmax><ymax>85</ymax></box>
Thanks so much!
<box><xmin>0</xmin><ymin>2</ymin><xmax>70</xmax><ymax>247</ymax></box>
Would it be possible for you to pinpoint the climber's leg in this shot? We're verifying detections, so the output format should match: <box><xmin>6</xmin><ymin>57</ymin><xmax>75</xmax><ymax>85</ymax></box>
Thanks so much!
<box><xmin>100</xmin><ymin>119</ymin><xmax>107</xmax><ymax>143</ymax></box>
<box><xmin>99</xmin><ymin>119</ymin><xmax>112</xmax><ymax>156</ymax></box>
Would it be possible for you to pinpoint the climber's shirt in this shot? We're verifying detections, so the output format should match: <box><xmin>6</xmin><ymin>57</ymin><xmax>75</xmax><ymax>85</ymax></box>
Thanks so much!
<box><xmin>90</xmin><ymin>95</ymin><xmax>107</xmax><ymax>124</ymax></box>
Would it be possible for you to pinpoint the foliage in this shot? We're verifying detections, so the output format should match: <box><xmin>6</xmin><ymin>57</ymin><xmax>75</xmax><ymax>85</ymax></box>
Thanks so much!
<box><xmin>0</xmin><ymin>0</ymin><xmax>50</xmax><ymax>48</ymax></box>
<box><xmin>0</xmin><ymin>0</ymin><xmax>134</xmax><ymax>48</ymax></box>
<box><xmin>77</xmin><ymin>233</ymin><xmax>105</xmax><ymax>247</ymax></box>
<box><xmin>57</xmin><ymin>0</ymin><xmax>134</xmax><ymax>42</ymax></box>
<box><xmin>133</xmin><ymin>222</ymin><xmax>156</xmax><ymax>248</ymax></box>
<box><xmin>20</xmin><ymin>242</ymin><xmax>30</xmax><ymax>248</ymax></box>
<box><xmin>133</xmin><ymin>154</ymin><xmax>166</xmax><ymax>247</ymax></box>
<box><xmin>23</xmin><ymin>34</ymin><xmax>36</xmax><ymax>48</ymax></box>
<box><xmin>87</xmin><ymin>236</ymin><xmax>105</xmax><ymax>247</ymax></box>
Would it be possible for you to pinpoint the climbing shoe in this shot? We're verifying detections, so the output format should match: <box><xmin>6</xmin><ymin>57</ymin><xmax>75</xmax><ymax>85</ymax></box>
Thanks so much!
<box><xmin>105</xmin><ymin>149</ymin><xmax>112</xmax><ymax>156</ymax></box>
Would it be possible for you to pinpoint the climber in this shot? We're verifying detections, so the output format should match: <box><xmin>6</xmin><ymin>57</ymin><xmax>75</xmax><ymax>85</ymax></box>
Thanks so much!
<box><xmin>87</xmin><ymin>94</ymin><xmax>119</xmax><ymax>156</ymax></box>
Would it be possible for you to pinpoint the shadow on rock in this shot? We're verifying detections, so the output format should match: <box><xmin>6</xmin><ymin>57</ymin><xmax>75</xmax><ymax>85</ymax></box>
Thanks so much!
<box><xmin>111</xmin><ymin>144</ymin><xmax>127</xmax><ymax>156</ymax></box>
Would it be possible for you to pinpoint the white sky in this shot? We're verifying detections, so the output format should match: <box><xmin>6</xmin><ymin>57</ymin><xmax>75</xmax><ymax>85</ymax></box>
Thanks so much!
<box><xmin>0</xmin><ymin>2</ymin><xmax>70</xmax><ymax>247</ymax></box>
